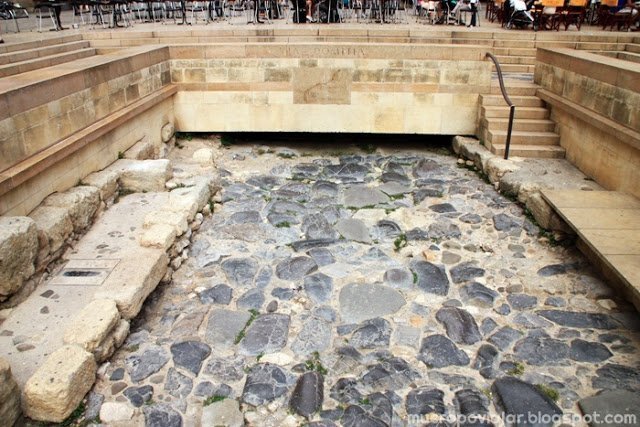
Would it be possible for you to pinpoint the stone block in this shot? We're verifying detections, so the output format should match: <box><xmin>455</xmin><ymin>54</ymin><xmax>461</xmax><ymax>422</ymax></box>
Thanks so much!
<box><xmin>164</xmin><ymin>177</ymin><xmax>212</xmax><ymax>221</ymax></box>
<box><xmin>525</xmin><ymin>192</ymin><xmax>572</xmax><ymax>233</ymax></box>
<box><xmin>42</xmin><ymin>186</ymin><xmax>101</xmax><ymax>233</ymax></box>
<box><xmin>293</xmin><ymin>67</ymin><xmax>352</xmax><ymax>105</ymax></box>
<box><xmin>22</xmin><ymin>345</ymin><xmax>97</xmax><ymax>423</ymax></box>
<box><xmin>93</xmin><ymin>252</ymin><xmax>168</xmax><ymax>319</ymax></box>
<box><xmin>29</xmin><ymin>206</ymin><xmax>73</xmax><ymax>254</ymax></box>
<box><xmin>124</xmin><ymin>136</ymin><xmax>157</xmax><ymax>160</ymax></box>
<box><xmin>192</xmin><ymin>148</ymin><xmax>215</xmax><ymax>165</ymax></box>
<box><xmin>63</xmin><ymin>299</ymin><xmax>120</xmax><ymax>353</ymax></box>
<box><xmin>144</xmin><ymin>210</ymin><xmax>189</xmax><ymax>236</ymax></box>
<box><xmin>0</xmin><ymin>358</ymin><xmax>21</xmax><ymax>427</ymax></box>
<box><xmin>111</xmin><ymin>159</ymin><xmax>172</xmax><ymax>193</ymax></box>
<box><xmin>82</xmin><ymin>170</ymin><xmax>119</xmax><ymax>204</ymax></box>
<box><xmin>0</xmin><ymin>217</ymin><xmax>38</xmax><ymax>301</ymax></box>
<box><xmin>139</xmin><ymin>223</ymin><xmax>177</xmax><ymax>251</ymax></box>
<box><xmin>161</xmin><ymin>123</ymin><xmax>175</xmax><ymax>143</ymax></box>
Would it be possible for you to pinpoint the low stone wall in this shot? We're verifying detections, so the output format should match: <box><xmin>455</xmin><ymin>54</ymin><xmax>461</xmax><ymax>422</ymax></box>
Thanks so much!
<box><xmin>171</xmin><ymin>44</ymin><xmax>491</xmax><ymax>135</ymax></box>
<box><xmin>0</xmin><ymin>357</ymin><xmax>21</xmax><ymax>427</ymax></box>
<box><xmin>534</xmin><ymin>48</ymin><xmax>640</xmax><ymax>199</ymax></box>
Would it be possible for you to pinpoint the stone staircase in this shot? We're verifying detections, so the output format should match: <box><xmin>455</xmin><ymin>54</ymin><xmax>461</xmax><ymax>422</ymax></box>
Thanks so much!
<box><xmin>0</xmin><ymin>36</ymin><xmax>96</xmax><ymax>79</ymax></box>
<box><xmin>479</xmin><ymin>83</ymin><xmax>565</xmax><ymax>159</ymax></box>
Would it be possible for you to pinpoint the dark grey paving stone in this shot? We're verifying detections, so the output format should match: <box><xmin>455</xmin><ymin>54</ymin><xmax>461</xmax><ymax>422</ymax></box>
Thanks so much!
<box><xmin>569</xmin><ymin>339</ymin><xmax>613</xmax><ymax>363</ymax></box>
<box><xmin>383</xmin><ymin>267</ymin><xmax>414</xmax><ymax>289</ymax></box>
<box><xmin>302</xmin><ymin>213</ymin><xmax>337</xmax><ymax>240</ymax></box>
<box><xmin>311</xmin><ymin>180</ymin><xmax>339</xmax><ymax>198</ymax></box>
<box><xmin>411</xmin><ymin>261</ymin><xmax>450</xmax><ymax>296</ymax></box>
<box><xmin>255</xmin><ymin>266</ymin><xmax>272</xmax><ymax>288</ymax></box>
<box><xmin>221</xmin><ymin>257</ymin><xmax>258</xmax><ymax>286</ymax></box>
<box><xmin>370</xmin><ymin>220</ymin><xmax>403</xmax><ymax>240</ymax></box>
<box><xmin>291</xmin><ymin>239</ymin><xmax>338</xmax><ymax>252</ymax></box>
<box><xmin>480</xmin><ymin>318</ymin><xmax>498</xmax><ymax>336</ymax></box>
<box><xmin>350</xmin><ymin>318</ymin><xmax>391</xmax><ymax>349</ymax></box>
<box><xmin>430</xmin><ymin>203</ymin><xmax>457</xmax><ymax>213</ymax></box>
<box><xmin>290</xmin><ymin>371</ymin><xmax>324</xmax><ymax>418</ymax></box>
<box><xmin>427</xmin><ymin>221</ymin><xmax>461</xmax><ymax>240</ymax></box>
<box><xmin>307</xmin><ymin>247</ymin><xmax>335</xmax><ymax>266</ymax></box>
<box><xmin>473</xmin><ymin>344</ymin><xmax>498</xmax><ymax>378</ymax></box>
<box><xmin>275</xmin><ymin>256</ymin><xmax>318</xmax><ymax>280</ymax></box>
<box><xmin>242</xmin><ymin>363</ymin><xmax>292</xmax><ymax>406</ymax></box>
<box><xmin>413</xmin><ymin>158</ymin><xmax>441</xmax><ymax>177</ymax></box>
<box><xmin>334</xmin><ymin>218</ymin><xmax>372</xmax><ymax>244</ymax></box>
<box><xmin>339</xmin><ymin>283</ymin><xmax>406</xmax><ymax>323</ymax></box>
<box><xmin>592</xmin><ymin>364</ymin><xmax>640</xmax><ymax>392</ymax></box>
<box><xmin>488</xmin><ymin>326</ymin><xmax>523</xmax><ymax>349</ymax></box>
<box><xmin>361</xmin><ymin>356</ymin><xmax>421</xmax><ymax>391</ymax></box>
<box><xmin>170</xmin><ymin>341</ymin><xmax>211</xmax><ymax>376</ymax></box>
<box><xmin>406</xmin><ymin>387</ymin><xmax>445</xmax><ymax>416</ymax></box>
<box><xmin>455</xmin><ymin>388</ymin><xmax>490</xmax><ymax>417</ymax></box>
<box><xmin>507</xmin><ymin>294</ymin><xmax>538</xmax><ymax>310</ymax></box>
<box><xmin>228</xmin><ymin>210</ymin><xmax>262</xmax><ymax>225</ymax></box>
<box><xmin>492</xmin><ymin>377</ymin><xmax>562</xmax><ymax>427</ymax></box>
<box><xmin>492</xmin><ymin>213</ymin><xmax>522</xmax><ymax>232</ymax></box>
<box><xmin>237</xmin><ymin>289</ymin><xmax>264</xmax><ymax>310</ymax></box>
<box><xmin>204</xmin><ymin>356</ymin><xmax>245</xmax><ymax>382</ymax></box>
<box><xmin>124</xmin><ymin>385</ymin><xmax>154</xmax><ymax>407</ymax></box>
<box><xmin>536</xmin><ymin>310</ymin><xmax>620</xmax><ymax>329</ymax></box>
<box><xmin>291</xmin><ymin>316</ymin><xmax>332</xmax><ymax>356</ymax></box>
<box><xmin>303</xmin><ymin>273</ymin><xmax>334</xmax><ymax>304</ymax></box>
<box><xmin>239</xmin><ymin>313</ymin><xmax>290</xmax><ymax>356</ymax></box>
<box><xmin>204</xmin><ymin>309</ymin><xmax>251</xmax><ymax>347</ymax></box>
<box><xmin>460</xmin><ymin>282</ymin><xmax>498</xmax><ymax>308</ymax></box>
<box><xmin>199</xmin><ymin>284</ymin><xmax>233</xmax><ymax>305</ymax></box>
<box><xmin>143</xmin><ymin>403</ymin><xmax>182</xmax><ymax>427</ymax></box>
<box><xmin>417</xmin><ymin>334</ymin><xmax>470</xmax><ymax>368</ymax></box>
<box><xmin>513</xmin><ymin>336</ymin><xmax>569</xmax><ymax>366</ymax></box>
<box><xmin>435</xmin><ymin>307</ymin><xmax>482</xmax><ymax>345</ymax></box>
<box><xmin>164</xmin><ymin>368</ymin><xmax>193</xmax><ymax>399</ymax></box>
<box><xmin>343</xmin><ymin>186</ymin><xmax>389</xmax><ymax>208</ymax></box>
<box><xmin>125</xmin><ymin>345</ymin><xmax>170</xmax><ymax>383</ymax></box>
<box><xmin>578</xmin><ymin>390</ymin><xmax>640</xmax><ymax>427</ymax></box>
<box><xmin>459</xmin><ymin>213</ymin><xmax>483</xmax><ymax>224</ymax></box>
<box><xmin>450</xmin><ymin>262</ymin><xmax>486</xmax><ymax>284</ymax></box>
<box><xmin>537</xmin><ymin>262</ymin><xmax>583</xmax><ymax>277</ymax></box>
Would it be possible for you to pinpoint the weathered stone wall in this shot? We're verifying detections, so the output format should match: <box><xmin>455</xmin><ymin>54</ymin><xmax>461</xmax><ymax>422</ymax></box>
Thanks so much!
<box><xmin>0</xmin><ymin>357</ymin><xmax>21</xmax><ymax>427</ymax></box>
<box><xmin>0</xmin><ymin>97</ymin><xmax>175</xmax><ymax>216</ymax></box>
<box><xmin>0</xmin><ymin>47</ymin><xmax>170</xmax><ymax>173</ymax></box>
<box><xmin>534</xmin><ymin>48</ymin><xmax>640</xmax><ymax>199</ymax></box>
<box><xmin>170</xmin><ymin>44</ymin><xmax>491</xmax><ymax>135</ymax></box>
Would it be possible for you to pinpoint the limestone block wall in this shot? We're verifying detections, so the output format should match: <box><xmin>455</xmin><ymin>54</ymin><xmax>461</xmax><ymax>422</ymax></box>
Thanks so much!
<box><xmin>0</xmin><ymin>46</ymin><xmax>171</xmax><ymax>173</ymax></box>
<box><xmin>534</xmin><ymin>48</ymin><xmax>640</xmax><ymax>199</ymax></box>
<box><xmin>170</xmin><ymin>44</ymin><xmax>491</xmax><ymax>135</ymax></box>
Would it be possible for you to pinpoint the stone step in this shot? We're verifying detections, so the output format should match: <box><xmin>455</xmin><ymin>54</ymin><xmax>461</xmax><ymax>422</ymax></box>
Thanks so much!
<box><xmin>494</xmin><ymin>55</ymin><xmax>535</xmax><ymax>65</ymax></box>
<box><xmin>493</xmin><ymin>40</ymin><xmax>536</xmax><ymax>48</ymax></box>
<box><xmin>490</xmin><ymin>143</ymin><xmax>566</xmax><ymax>158</ymax></box>
<box><xmin>488</xmin><ymin>130</ymin><xmax>560</xmax><ymax>145</ymax></box>
<box><xmin>493</xmin><ymin>47</ymin><xmax>537</xmax><ymax>57</ymax></box>
<box><xmin>483</xmin><ymin>117</ymin><xmax>556</xmax><ymax>132</ymax></box>
<box><xmin>0</xmin><ymin>34</ymin><xmax>83</xmax><ymax>55</ymax></box>
<box><xmin>0</xmin><ymin>48</ymin><xmax>96</xmax><ymax>79</ymax></box>
<box><xmin>490</xmin><ymin>83</ymin><xmax>538</xmax><ymax>96</ymax></box>
<box><xmin>482</xmin><ymin>105</ymin><xmax>549</xmax><ymax>119</ymax></box>
<box><xmin>0</xmin><ymin>40</ymin><xmax>92</xmax><ymax>66</ymax></box>
<box><xmin>481</xmin><ymin>94</ymin><xmax>544</xmax><ymax>107</ymax></box>
<box><xmin>500</xmin><ymin>64</ymin><xmax>536</xmax><ymax>73</ymax></box>
<box><xmin>626</xmin><ymin>44</ymin><xmax>640</xmax><ymax>54</ymax></box>
<box><xmin>600</xmin><ymin>51</ymin><xmax>640</xmax><ymax>64</ymax></box>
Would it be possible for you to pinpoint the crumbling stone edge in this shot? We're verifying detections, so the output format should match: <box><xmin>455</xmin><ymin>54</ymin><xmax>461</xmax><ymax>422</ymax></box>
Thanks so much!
<box><xmin>452</xmin><ymin>136</ymin><xmax>574</xmax><ymax>241</ymax></box>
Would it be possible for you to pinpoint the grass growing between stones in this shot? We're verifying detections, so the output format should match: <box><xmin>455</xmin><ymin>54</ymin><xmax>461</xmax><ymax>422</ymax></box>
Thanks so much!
<box><xmin>304</xmin><ymin>351</ymin><xmax>328</xmax><ymax>375</ymax></box>
<box><xmin>221</xmin><ymin>135</ymin><xmax>235</xmax><ymax>148</ymax></box>
<box><xmin>507</xmin><ymin>361</ymin><xmax>525</xmax><ymax>376</ymax></box>
<box><xmin>203</xmin><ymin>395</ymin><xmax>227</xmax><ymax>406</ymax></box>
<box><xmin>393</xmin><ymin>234</ymin><xmax>408</xmax><ymax>252</ymax></box>
<box><xmin>277</xmin><ymin>152</ymin><xmax>297</xmax><ymax>159</ymax></box>
<box><xmin>535</xmin><ymin>384</ymin><xmax>559</xmax><ymax>402</ymax></box>
<box><xmin>275</xmin><ymin>222</ymin><xmax>291</xmax><ymax>228</ymax></box>
<box><xmin>60</xmin><ymin>402</ymin><xmax>85</xmax><ymax>427</ymax></box>
<box><xmin>234</xmin><ymin>309</ymin><xmax>260</xmax><ymax>344</ymax></box>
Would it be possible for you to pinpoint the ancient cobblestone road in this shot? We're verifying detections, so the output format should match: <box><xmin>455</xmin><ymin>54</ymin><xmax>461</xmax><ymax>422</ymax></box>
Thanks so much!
<box><xmin>90</xmin><ymin>139</ymin><xmax>640</xmax><ymax>426</ymax></box>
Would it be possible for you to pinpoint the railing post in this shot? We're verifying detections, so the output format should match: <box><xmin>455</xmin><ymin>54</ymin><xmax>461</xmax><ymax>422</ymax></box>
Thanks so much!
<box><xmin>485</xmin><ymin>52</ymin><xmax>515</xmax><ymax>160</ymax></box>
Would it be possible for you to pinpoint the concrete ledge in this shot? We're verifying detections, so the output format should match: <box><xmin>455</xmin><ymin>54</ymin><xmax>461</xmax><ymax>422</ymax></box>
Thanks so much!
<box><xmin>0</xmin><ymin>85</ymin><xmax>177</xmax><ymax>198</ymax></box>
<box><xmin>537</xmin><ymin>89</ymin><xmax>640</xmax><ymax>152</ymax></box>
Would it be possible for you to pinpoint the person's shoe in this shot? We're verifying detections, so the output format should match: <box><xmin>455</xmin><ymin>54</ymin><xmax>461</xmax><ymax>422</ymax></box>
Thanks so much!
<box><xmin>306</xmin><ymin>15</ymin><xmax>315</xmax><ymax>22</ymax></box>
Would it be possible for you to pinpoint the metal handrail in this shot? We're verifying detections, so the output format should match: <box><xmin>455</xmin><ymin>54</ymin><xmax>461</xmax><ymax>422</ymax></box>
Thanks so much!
<box><xmin>485</xmin><ymin>52</ymin><xmax>515</xmax><ymax>160</ymax></box>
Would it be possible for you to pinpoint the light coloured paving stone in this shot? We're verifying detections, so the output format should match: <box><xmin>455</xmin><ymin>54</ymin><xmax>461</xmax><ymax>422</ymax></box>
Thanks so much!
<box><xmin>93</xmin><ymin>252</ymin><xmax>168</xmax><ymax>319</ymax></box>
<box><xmin>42</xmin><ymin>186</ymin><xmax>101</xmax><ymax>232</ymax></box>
<box><xmin>0</xmin><ymin>358</ymin><xmax>20</xmax><ymax>427</ymax></box>
<box><xmin>580</xmin><ymin>229</ymin><xmax>640</xmax><ymax>255</ymax></box>
<box><xmin>82</xmin><ymin>170</ymin><xmax>119</xmax><ymax>203</ymax></box>
<box><xmin>0</xmin><ymin>216</ymin><xmax>38</xmax><ymax>301</ymax></box>
<box><xmin>99</xmin><ymin>401</ymin><xmax>134</xmax><ymax>423</ymax></box>
<box><xmin>193</xmin><ymin>148</ymin><xmax>215</xmax><ymax>165</ymax></box>
<box><xmin>558</xmin><ymin>208</ymin><xmax>640</xmax><ymax>230</ymax></box>
<box><xmin>63</xmin><ymin>299</ymin><xmax>120</xmax><ymax>353</ymax></box>
<box><xmin>201</xmin><ymin>398</ymin><xmax>244</xmax><ymax>427</ymax></box>
<box><xmin>124</xmin><ymin>136</ymin><xmax>157</xmax><ymax>160</ymax></box>
<box><xmin>28</xmin><ymin>206</ymin><xmax>73</xmax><ymax>254</ymax></box>
<box><xmin>140</xmin><ymin>223</ymin><xmax>178</xmax><ymax>250</ymax></box>
<box><xmin>22</xmin><ymin>345</ymin><xmax>97</xmax><ymax>423</ymax></box>
<box><xmin>109</xmin><ymin>159</ymin><xmax>172</xmax><ymax>192</ymax></box>
<box><xmin>144</xmin><ymin>210</ymin><xmax>189</xmax><ymax>236</ymax></box>
<box><xmin>544</xmin><ymin>190</ymin><xmax>640</xmax><ymax>210</ymax></box>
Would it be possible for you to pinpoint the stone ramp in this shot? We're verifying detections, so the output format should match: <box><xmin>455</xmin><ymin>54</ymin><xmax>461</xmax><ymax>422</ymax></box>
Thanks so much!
<box><xmin>542</xmin><ymin>190</ymin><xmax>640</xmax><ymax>310</ymax></box>
<box><xmin>0</xmin><ymin>192</ymin><xmax>167</xmax><ymax>387</ymax></box>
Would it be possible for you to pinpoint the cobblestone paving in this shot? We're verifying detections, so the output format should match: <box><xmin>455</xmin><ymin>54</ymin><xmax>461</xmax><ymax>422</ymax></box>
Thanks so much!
<box><xmin>91</xmin><ymin>140</ymin><xmax>640</xmax><ymax>426</ymax></box>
